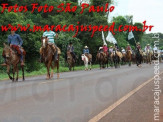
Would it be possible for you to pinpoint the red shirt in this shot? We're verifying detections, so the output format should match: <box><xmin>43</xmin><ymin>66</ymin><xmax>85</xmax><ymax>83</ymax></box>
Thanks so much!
<box><xmin>103</xmin><ymin>46</ymin><xmax>108</xmax><ymax>53</ymax></box>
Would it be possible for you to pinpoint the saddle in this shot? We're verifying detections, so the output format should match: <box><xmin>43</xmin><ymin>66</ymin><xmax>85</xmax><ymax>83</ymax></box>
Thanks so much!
<box><xmin>11</xmin><ymin>45</ymin><xmax>26</xmax><ymax>56</ymax></box>
<box><xmin>85</xmin><ymin>53</ymin><xmax>92</xmax><ymax>62</ymax></box>
<box><xmin>116</xmin><ymin>51</ymin><xmax>123</xmax><ymax>59</ymax></box>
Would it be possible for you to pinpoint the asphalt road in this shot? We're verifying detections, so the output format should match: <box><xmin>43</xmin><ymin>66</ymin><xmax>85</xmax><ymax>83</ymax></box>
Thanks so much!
<box><xmin>0</xmin><ymin>63</ymin><xmax>163</xmax><ymax>122</ymax></box>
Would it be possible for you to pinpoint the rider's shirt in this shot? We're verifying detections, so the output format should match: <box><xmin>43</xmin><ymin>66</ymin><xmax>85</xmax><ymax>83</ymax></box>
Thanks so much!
<box><xmin>137</xmin><ymin>45</ymin><xmax>141</xmax><ymax>49</ymax></box>
<box><xmin>145</xmin><ymin>46</ymin><xmax>152</xmax><ymax>52</ymax></box>
<box><xmin>122</xmin><ymin>49</ymin><xmax>126</xmax><ymax>53</ymax></box>
<box><xmin>43</xmin><ymin>31</ymin><xmax>56</xmax><ymax>44</ymax></box>
<box><xmin>126</xmin><ymin>46</ymin><xmax>132</xmax><ymax>50</ymax></box>
<box><xmin>83</xmin><ymin>49</ymin><xmax>89</xmax><ymax>54</ymax></box>
<box><xmin>103</xmin><ymin>46</ymin><xmax>108</xmax><ymax>53</ymax></box>
<box><xmin>109</xmin><ymin>48</ymin><xmax>113</xmax><ymax>53</ymax></box>
<box><xmin>67</xmin><ymin>45</ymin><xmax>74</xmax><ymax>52</ymax></box>
<box><xmin>8</xmin><ymin>34</ymin><xmax>23</xmax><ymax>46</ymax></box>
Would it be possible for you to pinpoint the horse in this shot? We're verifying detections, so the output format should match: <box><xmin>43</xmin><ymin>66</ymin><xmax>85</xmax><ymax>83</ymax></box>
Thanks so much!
<box><xmin>121</xmin><ymin>52</ymin><xmax>126</xmax><ymax>65</ymax></box>
<box><xmin>81</xmin><ymin>54</ymin><xmax>92</xmax><ymax>71</ymax></box>
<box><xmin>67</xmin><ymin>50</ymin><xmax>75</xmax><ymax>71</ymax></box>
<box><xmin>41</xmin><ymin>37</ymin><xmax>60</xmax><ymax>79</ymax></box>
<box><xmin>146</xmin><ymin>49</ymin><xmax>152</xmax><ymax>64</ymax></box>
<box><xmin>126</xmin><ymin>50</ymin><xmax>132</xmax><ymax>66</ymax></box>
<box><xmin>142</xmin><ymin>51</ymin><xmax>147</xmax><ymax>63</ymax></box>
<box><xmin>2</xmin><ymin>43</ymin><xmax>25</xmax><ymax>82</ymax></box>
<box><xmin>131</xmin><ymin>51</ymin><xmax>136</xmax><ymax>64</ymax></box>
<box><xmin>111</xmin><ymin>50</ymin><xmax>120</xmax><ymax>68</ymax></box>
<box><xmin>135</xmin><ymin>48</ymin><xmax>143</xmax><ymax>67</ymax></box>
<box><xmin>96</xmin><ymin>52</ymin><xmax>108</xmax><ymax>69</ymax></box>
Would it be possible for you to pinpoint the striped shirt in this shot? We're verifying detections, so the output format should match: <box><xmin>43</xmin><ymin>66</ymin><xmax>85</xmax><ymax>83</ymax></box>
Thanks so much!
<box><xmin>43</xmin><ymin>31</ymin><xmax>56</xmax><ymax>44</ymax></box>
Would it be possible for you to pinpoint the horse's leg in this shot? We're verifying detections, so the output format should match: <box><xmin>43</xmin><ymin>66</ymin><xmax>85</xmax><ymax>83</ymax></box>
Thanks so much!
<box><xmin>46</xmin><ymin>63</ymin><xmax>50</xmax><ymax>80</ymax></box>
<box><xmin>16</xmin><ymin>65</ymin><xmax>19</xmax><ymax>81</ymax></box>
<box><xmin>87</xmin><ymin>62</ymin><xmax>88</xmax><ymax>71</ymax></box>
<box><xmin>90</xmin><ymin>62</ymin><xmax>92</xmax><ymax>70</ymax></box>
<box><xmin>50</xmin><ymin>62</ymin><xmax>54</xmax><ymax>79</ymax></box>
<box><xmin>7</xmin><ymin>65</ymin><xmax>12</xmax><ymax>80</ymax></box>
<box><xmin>73</xmin><ymin>62</ymin><xmax>75</xmax><ymax>71</ymax></box>
<box><xmin>57</xmin><ymin>60</ymin><xmax>60</xmax><ymax>79</ymax></box>
<box><xmin>21</xmin><ymin>66</ymin><xmax>25</xmax><ymax>81</ymax></box>
<box><xmin>12</xmin><ymin>65</ymin><xmax>16</xmax><ymax>82</ymax></box>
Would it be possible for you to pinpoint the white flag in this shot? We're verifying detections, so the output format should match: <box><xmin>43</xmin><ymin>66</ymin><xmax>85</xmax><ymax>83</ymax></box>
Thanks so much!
<box><xmin>128</xmin><ymin>31</ymin><xmax>134</xmax><ymax>40</ymax></box>
<box><xmin>106</xmin><ymin>31</ymin><xmax>117</xmax><ymax>44</ymax></box>
<box><xmin>102</xmin><ymin>31</ymin><xmax>107</xmax><ymax>45</ymax></box>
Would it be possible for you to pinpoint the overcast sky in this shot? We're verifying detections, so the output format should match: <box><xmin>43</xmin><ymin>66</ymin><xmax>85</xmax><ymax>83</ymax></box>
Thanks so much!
<box><xmin>108</xmin><ymin>0</ymin><xmax>163</xmax><ymax>33</ymax></box>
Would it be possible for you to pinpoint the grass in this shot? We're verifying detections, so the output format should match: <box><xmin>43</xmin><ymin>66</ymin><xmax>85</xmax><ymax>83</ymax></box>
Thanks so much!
<box><xmin>0</xmin><ymin>64</ymin><xmax>99</xmax><ymax>81</ymax></box>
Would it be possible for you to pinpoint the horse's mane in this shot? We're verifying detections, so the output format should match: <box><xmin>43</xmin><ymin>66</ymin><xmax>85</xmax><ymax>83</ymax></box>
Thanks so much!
<box><xmin>4</xmin><ymin>44</ymin><xmax>10</xmax><ymax>50</ymax></box>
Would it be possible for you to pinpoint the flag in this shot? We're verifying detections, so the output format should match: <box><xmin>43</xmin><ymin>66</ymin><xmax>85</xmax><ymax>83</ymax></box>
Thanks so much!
<box><xmin>106</xmin><ymin>31</ymin><xmax>117</xmax><ymax>44</ymax></box>
<box><xmin>128</xmin><ymin>31</ymin><xmax>134</xmax><ymax>40</ymax></box>
<box><xmin>102</xmin><ymin>31</ymin><xmax>107</xmax><ymax>45</ymax></box>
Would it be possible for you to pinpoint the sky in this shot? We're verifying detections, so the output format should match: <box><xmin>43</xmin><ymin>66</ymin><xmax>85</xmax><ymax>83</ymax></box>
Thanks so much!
<box><xmin>108</xmin><ymin>0</ymin><xmax>163</xmax><ymax>33</ymax></box>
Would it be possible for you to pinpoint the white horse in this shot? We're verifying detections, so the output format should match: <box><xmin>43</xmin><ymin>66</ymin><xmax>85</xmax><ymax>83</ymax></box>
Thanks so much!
<box><xmin>81</xmin><ymin>54</ymin><xmax>92</xmax><ymax>71</ymax></box>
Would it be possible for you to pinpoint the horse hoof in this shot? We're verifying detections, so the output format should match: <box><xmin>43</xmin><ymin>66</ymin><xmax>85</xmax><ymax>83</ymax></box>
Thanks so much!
<box><xmin>46</xmin><ymin>78</ymin><xmax>50</xmax><ymax>80</ymax></box>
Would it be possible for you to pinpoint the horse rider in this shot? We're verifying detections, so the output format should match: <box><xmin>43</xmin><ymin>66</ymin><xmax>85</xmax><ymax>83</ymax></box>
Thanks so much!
<box><xmin>114</xmin><ymin>43</ymin><xmax>119</xmax><ymax>51</ymax></box>
<box><xmin>109</xmin><ymin>46</ymin><xmax>113</xmax><ymax>54</ymax></box>
<box><xmin>136</xmin><ymin>42</ymin><xmax>141</xmax><ymax>50</ymax></box>
<box><xmin>103</xmin><ymin>44</ymin><xmax>108</xmax><ymax>56</ymax></box>
<box><xmin>40</xmin><ymin>27</ymin><xmax>58</xmax><ymax>62</ymax></box>
<box><xmin>121</xmin><ymin>47</ymin><xmax>126</xmax><ymax>54</ymax></box>
<box><xmin>83</xmin><ymin>46</ymin><xmax>89</xmax><ymax>55</ymax></box>
<box><xmin>99</xmin><ymin>47</ymin><xmax>103</xmax><ymax>53</ymax></box>
<box><xmin>126</xmin><ymin>44</ymin><xmax>132</xmax><ymax>54</ymax></box>
<box><xmin>83</xmin><ymin>46</ymin><xmax>92</xmax><ymax>61</ymax></box>
<box><xmin>67</xmin><ymin>42</ymin><xmax>77</xmax><ymax>61</ymax></box>
<box><xmin>145</xmin><ymin>44</ymin><xmax>152</xmax><ymax>53</ymax></box>
<box><xmin>136</xmin><ymin>42</ymin><xmax>143</xmax><ymax>55</ymax></box>
<box><xmin>1</xmin><ymin>30</ymin><xmax>25</xmax><ymax>66</ymax></box>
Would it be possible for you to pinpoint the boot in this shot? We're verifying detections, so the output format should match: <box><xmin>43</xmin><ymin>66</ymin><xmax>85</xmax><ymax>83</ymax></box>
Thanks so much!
<box><xmin>1</xmin><ymin>58</ymin><xmax>7</xmax><ymax>66</ymax></box>
<box><xmin>54</xmin><ymin>51</ymin><xmax>58</xmax><ymax>61</ymax></box>
<box><xmin>1</xmin><ymin>62</ymin><xmax>7</xmax><ymax>66</ymax></box>
<box><xmin>21</xmin><ymin>61</ymin><xmax>25</xmax><ymax>66</ymax></box>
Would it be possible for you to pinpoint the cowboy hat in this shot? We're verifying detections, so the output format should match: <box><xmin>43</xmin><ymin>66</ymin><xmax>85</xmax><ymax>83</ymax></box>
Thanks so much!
<box><xmin>84</xmin><ymin>46</ymin><xmax>88</xmax><ymax>48</ymax></box>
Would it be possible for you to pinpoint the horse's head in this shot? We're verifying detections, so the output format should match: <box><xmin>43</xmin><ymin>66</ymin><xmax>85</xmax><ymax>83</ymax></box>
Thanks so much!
<box><xmin>81</xmin><ymin>54</ymin><xmax>85</xmax><ymax>61</ymax></box>
<box><xmin>147</xmin><ymin>49</ymin><xmax>150</xmax><ymax>53</ymax></box>
<box><xmin>113</xmin><ymin>51</ymin><xmax>116</xmax><ymax>56</ymax></box>
<box><xmin>67</xmin><ymin>51</ymin><xmax>71</xmax><ymax>60</ymax></box>
<box><xmin>41</xmin><ymin>37</ymin><xmax>48</xmax><ymax>49</ymax></box>
<box><xmin>3</xmin><ymin>43</ymin><xmax>11</xmax><ymax>58</ymax></box>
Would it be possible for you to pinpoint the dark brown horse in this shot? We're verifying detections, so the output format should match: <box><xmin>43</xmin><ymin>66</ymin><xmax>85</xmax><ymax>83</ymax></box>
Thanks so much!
<box><xmin>111</xmin><ymin>51</ymin><xmax>120</xmax><ymax>68</ymax></box>
<box><xmin>96</xmin><ymin>52</ymin><xmax>108</xmax><ymax>69</ymax></box>
<box><xmin>67</xmin><ymin>50</ymin><xmax>75</xmax><ymax>71</ymax></box>
<box><xmin>41</xmin><ymin>37</ymin><xmax>60</xmax><ymax>79</ymax></box>
<box><xmin>126</xmin><ymin>50</ymin><xmax>132</xmax><ymax>66</ymax></box>
<box><xmin>3</xmin><ymin>43</ymin><xmax>25</xmax><ymax>82</ymax></box>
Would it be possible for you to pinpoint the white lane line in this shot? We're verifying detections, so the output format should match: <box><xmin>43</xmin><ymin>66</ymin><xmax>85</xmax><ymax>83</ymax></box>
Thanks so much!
<box><xmin>89</xmin><ymin>72</ymin><xmax>163</xmax><ymax>122</ymax></box>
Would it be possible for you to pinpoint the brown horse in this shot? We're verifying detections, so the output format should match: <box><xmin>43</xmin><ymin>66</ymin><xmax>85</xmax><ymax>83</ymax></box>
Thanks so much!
<box><xmin>67</xmin><ymin>51</ymin><xmax>75</xmax><ymax>71</ymax></box>
<box><xmin>41</xmin><ymin>37</ymin><xmax>60</xmax><ymax>79</ymax></box>
<box><xmin>96</xmin><ymin>52</ymin><xmax>108</xmax><ymax>69</ymax></box>
<box><xmin>3</xmin><ymin>43</ymin><xmax>25</xmax><ymax>82</ymax></box>
<box><xmin>146</xmin><ymin>49</ymin><xmax>152</xmax><ymax>64</ymax></box>
<box><xmin>126</xmin><ymin>50</ymin><xmax>132</xmax><ymax>66</ymax></box>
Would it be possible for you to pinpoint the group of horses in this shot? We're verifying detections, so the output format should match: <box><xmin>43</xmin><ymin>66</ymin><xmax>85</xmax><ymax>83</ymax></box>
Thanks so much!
<box><xmin>2</xmin><ymin>39</ymin><xmax>161</xmax><ymax>82</ymax></box>
<box><xmin>95</xmin><ymin>48</ymin><xmax>158</xmax><ymax>69</ymax></box>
